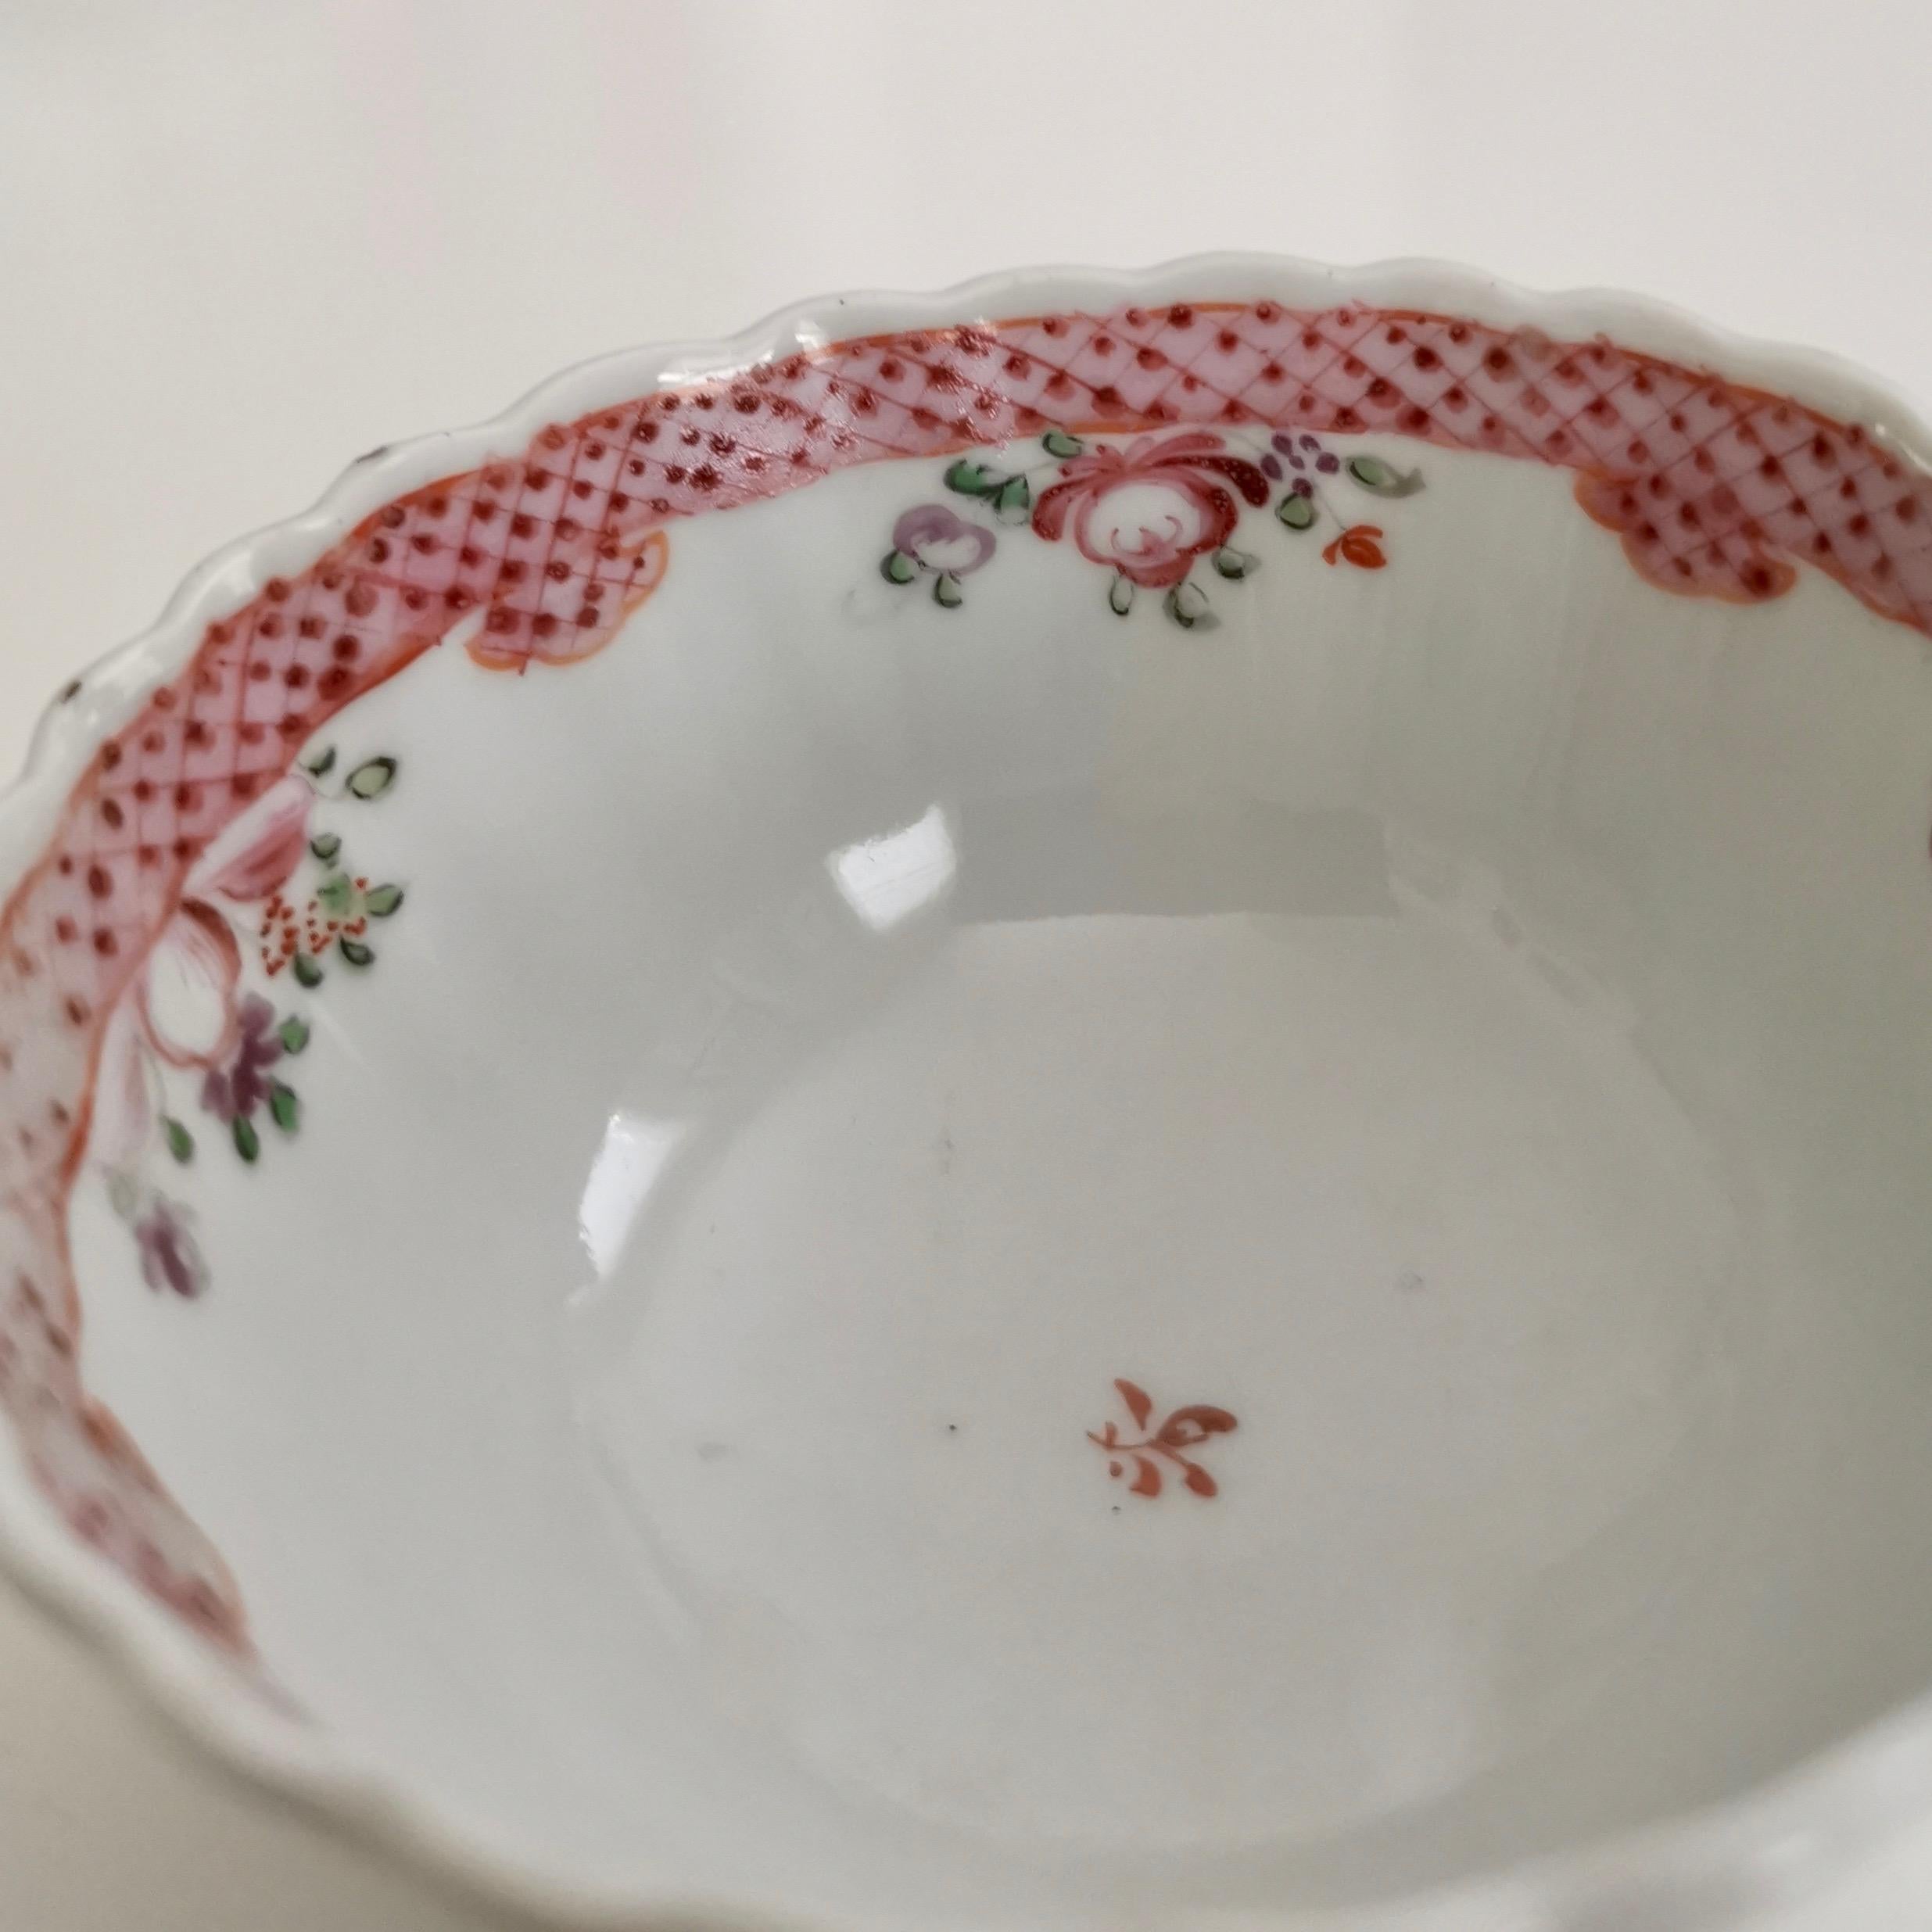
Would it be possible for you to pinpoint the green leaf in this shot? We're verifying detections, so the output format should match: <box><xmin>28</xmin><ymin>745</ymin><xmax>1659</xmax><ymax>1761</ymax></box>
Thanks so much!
<box><xmin>880</xmin><ymin>549</ymin><xmax>917</xmax><ymax>585</ymax></box>
<box><xmin>943</xmin><ymin>459</ymin><xmax>998</xmax><ymax>496</ymax></box>
<box><xmin>993</xmin><ymin>475</ymin><xmax>1032</xmax><ymax>522</ymax></box>
<box><xmin>268</xmin><ymin>1083</ymin><xmax>299</xmax><ymax>1134</ymax></box>
<box><xmin>932</xmin><ymin>572</ymin><xmax>965</xmax><ymax>610</ymax></box>
<box><xmin>1346</xmin><ymin>454</ymin><xmax>1424</xmax><ymax>497</ymax></box>
<box><xmin>277</xmin><ymin>1016</ymin><xmax>310</xmax><ymax>1055</ymax></box>
<box><xmin>163</xmin><ymin>1116</ymin><xmax>194</xmax><ymax>1163</ymax></box>
<box><xmin>364</xmin><ymin>883</ymin><xmax>403</xmax><ymax>918</ymax></box>
<box><xmin>1276</xmin><ymin>492</ymin><xmax>1317</xmax><ymax>531</ymax></box>
<box><xmin>1108</xmin><ymin>575</ymin><xmax>1134</xmax><ymax>617</ymax></box>
<box><xmin>310</xmin><ymin>831</ymin><xmax>342</xmax><ymax>863</ymax></box>
<box><xmin>316</xmin><ymin>872</ymin><xmax>356</xmax><ymax>918</ymax></box>
<box><xmin>1212</xmin><ymin>547</ymin><xmax>1255</xmax><ymax>580</ymax></box>
<box><xmin>346</xmin><ymin>755</ymin><xmax>397</xmax><ymax>800</ymax></box>
<box><xmin>106</xmin><ymin>1170</ymin><xmax>139</xmax><ymax>1220</ymax></box>
<box><xmin>292</xmin><ymin>952</ymin><xmax>324</xmax><ymax>989</ymax></box>
<box><xmin>1042</xmin><ymin>430</ymin><xmax>1084</xmax><ymax>459</ymax></box>
<box><xmin>232</xmin><ymin>1115</ymin><xmax>260</xmax><ymax>1163</ymax></box>
<box><xmin>339</xmin><ymin>937</ymin><xmax>375</xmax><ymax>967</ymax></box>
<box><xmin>1164</xmin><ymin>582</ymin><xmax>1210</xmax><ymax>630</ymax></box>
<box><xmin>306</xmin><ymin>746</ymin><xmax>336</xmax><ymax>779</ymax></box>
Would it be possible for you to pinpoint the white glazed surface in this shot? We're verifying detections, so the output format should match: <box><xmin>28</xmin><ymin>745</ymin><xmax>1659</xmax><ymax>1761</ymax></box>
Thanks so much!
<box><xmin>13</xmin><ymin>11</ymin><xmax>1932</xmax><ymax>1932</ymax></box>
<box><xmin>9</xmin><ymin>253</ymin><xmax>1932</xmax><ymax>1932</ymax></box>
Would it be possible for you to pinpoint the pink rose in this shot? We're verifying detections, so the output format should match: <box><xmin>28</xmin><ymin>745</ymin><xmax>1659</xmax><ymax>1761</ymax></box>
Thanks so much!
<box><xmin>94</xmin><ymin>775</ymin><xmax>316</xmax><ymax>1157</ymax></box>
<box><xmin>134</xmin><ymin>898</ymin><xmax>243</xmax><ymax>1071</ymax></box>
<box><xmin>1031</xmin><ymin>432</ymin><xmax>1269</xmax><ymax>589</ymax></box>
<box><xmin>141</xmin><ymin>775</ymin><xmax>314</xmax><ymax>1065</ymax></box>
<box><xmin>185</xmin><ymin>772</ymin><xmax>314</xmax><ymax>903</ymax></box>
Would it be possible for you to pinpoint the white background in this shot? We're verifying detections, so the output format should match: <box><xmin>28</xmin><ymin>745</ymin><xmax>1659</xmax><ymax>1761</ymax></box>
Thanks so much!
<box><xmin>3</xmin><ymin>2</ymin><xmax>1932</xmax><ymax>1925</ymax></box>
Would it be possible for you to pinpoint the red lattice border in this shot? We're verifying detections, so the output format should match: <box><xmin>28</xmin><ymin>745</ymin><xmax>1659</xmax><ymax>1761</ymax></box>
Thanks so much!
<box><xmin>5</xmin><ymin>292</ymin><xmax>1932</xmax><ymax>1655</ymax></box>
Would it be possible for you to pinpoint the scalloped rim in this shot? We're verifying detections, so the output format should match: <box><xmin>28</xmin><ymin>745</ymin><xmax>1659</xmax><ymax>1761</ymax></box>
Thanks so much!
<box><xmin>5</xmin><ymin>253</ymin><xmax>1932</xmax><ymax>1932</ymax></box>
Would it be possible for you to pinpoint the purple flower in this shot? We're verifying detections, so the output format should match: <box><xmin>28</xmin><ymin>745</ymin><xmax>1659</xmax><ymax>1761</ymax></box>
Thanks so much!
<box><xmin>1316</xmin><ymin>452</ymin><xmax>1341</xmax><ymax>475</ymax></box>
<box><xmin>1260</xmin><ymin>453</ymin><xmax>1283</xmax><ymax>480</ymax></box>
<box><xmin>134</xmin><ymin>1198</ymin><xmax>206</xmax><ymax>1299</ymax></box>
<box><xmin>199</xmin><ymin>993</ymin><xmax>283</xmax><ymax>1123</ymax></box>
<box><xmin>891</xmin><ymin>505</ymin><xmax>996</xmax><ymax>575</ymax></box>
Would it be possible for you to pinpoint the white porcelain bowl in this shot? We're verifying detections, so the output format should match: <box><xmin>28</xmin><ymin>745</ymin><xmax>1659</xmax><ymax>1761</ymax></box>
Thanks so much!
<box><xmin>7</xmin><ymin>257</ymin><xmax>1932</xmax><ymax>1932</ymax></box>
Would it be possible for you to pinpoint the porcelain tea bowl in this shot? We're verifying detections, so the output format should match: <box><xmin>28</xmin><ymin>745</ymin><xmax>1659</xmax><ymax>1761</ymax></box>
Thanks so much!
<box><xmin>6</xmin><ymin>258</ymin><xmax>1932</xmax><ymax>1932</ymax></box>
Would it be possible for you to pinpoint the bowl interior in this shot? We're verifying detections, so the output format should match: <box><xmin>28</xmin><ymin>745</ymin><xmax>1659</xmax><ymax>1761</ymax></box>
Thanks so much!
<box><xmin>14</xmin><ymin>283</ymin><xmax>1932</xmax><ymax>1928</ymax></box>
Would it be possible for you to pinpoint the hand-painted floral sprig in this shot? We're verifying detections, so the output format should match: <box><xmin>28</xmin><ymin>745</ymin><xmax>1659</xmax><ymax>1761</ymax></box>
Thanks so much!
<box><xmin>880</xmin><ymin>428</ymin><xmax>1423</xmax><ymax>628</ymax></box>
<box><xmin>1267</xmin><ymin>433</ymin><xmax>1421</xmax><ymax>574</ymax></box>
<box><xmin>1088</xmin><ymin>1378</ymin><xmax>1238</xmax><ymax>1499</ymax></box>
<box><xmin>260</xmin><ymin>746</ymin><xmax>404</xmax><ymax>985</ymax></box>
<box><xmin>95</xmin><ymin>747</ymin><xmax>404</xmax><ymax>1299</ymax></box>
